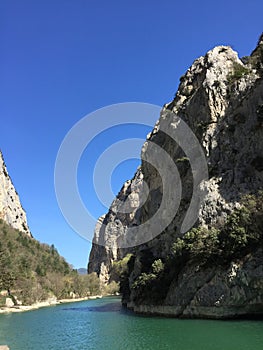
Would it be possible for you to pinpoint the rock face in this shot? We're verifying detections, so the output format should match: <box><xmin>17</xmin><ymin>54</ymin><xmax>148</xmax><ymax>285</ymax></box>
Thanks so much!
<box><xmin>88</xmin><ymin>34</ymin><xmax>263</xmax><ymax>318</ymax></box>
<box><xmin>0</xmin><ymin>151</ymin><xmax>31</xmax><ymax>237</ymax></box>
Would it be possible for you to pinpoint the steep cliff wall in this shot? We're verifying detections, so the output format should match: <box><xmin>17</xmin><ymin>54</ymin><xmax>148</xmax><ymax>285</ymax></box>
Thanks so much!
<box><xmin>0</xmin><ymin>151</ymin><xmax>31</xmax><ymax>237</ymax></box>
<box><xmin>88</xmin><ymin>34</ymin><xmax>263</xmax><ymax>318</ymax></box>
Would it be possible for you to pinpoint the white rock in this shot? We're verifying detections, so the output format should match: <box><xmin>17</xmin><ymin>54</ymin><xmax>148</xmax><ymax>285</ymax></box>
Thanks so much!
<box><xmin>0</xmin><ymin>151</ymin><xmax>32</xmax><ymax>236</ymax></box>
<box><xmin>5</xmin><ymin>297</ymin><xmax>14</xmax><ymax>307</ymax></box>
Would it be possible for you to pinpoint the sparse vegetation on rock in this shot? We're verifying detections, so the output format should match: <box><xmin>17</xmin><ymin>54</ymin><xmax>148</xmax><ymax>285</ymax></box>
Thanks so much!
<box><xmin>89</xmin><ymin>34</ymin><xmax>263</xmax><ymax>318</ymax></box>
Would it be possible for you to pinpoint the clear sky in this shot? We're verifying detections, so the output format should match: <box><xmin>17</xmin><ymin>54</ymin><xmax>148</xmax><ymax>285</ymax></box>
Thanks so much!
<box><xmin>1</xmin><ymin>0</ymin><xmax>262</xmax><ymax>268</ymax></box>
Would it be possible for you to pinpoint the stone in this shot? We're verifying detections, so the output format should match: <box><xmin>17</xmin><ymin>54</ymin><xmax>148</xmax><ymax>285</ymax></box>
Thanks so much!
<box><xmin>5</xmin><ymin>297</ymin><xmax>14</xmax><ymax>307</ymax></box>
<box><xmin>88</xmin><ymin>34</ymin><xmax>263</xmax><ymax>318</ymax></box>
<box><xmin>0</xmin><ymin>151</ymin><xmax>32</xmax><ymax>236</ymax></box>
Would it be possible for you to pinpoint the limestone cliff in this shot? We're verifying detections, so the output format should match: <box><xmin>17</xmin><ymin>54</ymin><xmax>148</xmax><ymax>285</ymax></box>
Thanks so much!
<box><xmin>88</xmin><ymin>34</ymin><xmax>263</xmax><ymax>318</ymax></box>
<box><xmin>0</xmin><ymin>151</ymin><xmax>31</xmax><ymax>237</ymax></box>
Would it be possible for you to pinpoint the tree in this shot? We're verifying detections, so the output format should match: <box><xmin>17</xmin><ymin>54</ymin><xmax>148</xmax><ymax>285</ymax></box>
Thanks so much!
<box><xmin>0</xmin><ymin>249</ymin><xmax>17</xmax><ymax>296</ymax></box>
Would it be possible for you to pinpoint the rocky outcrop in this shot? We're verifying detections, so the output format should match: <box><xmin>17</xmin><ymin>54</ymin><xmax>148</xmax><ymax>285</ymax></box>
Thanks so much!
<box><xmin>88</xmin><ymin>34</ymin><xmax>263</xmax><ymax>318</ymax></box>
<box><xmin>127</xmin><ymin>245</ymin><xmax>263</xmax><ymax>319</ymax></box>
<box><xmin>0</xmin><ymin>151</ymin><xmax>31</xmax><ymax>237</ymax></box>
<box><xmin>88</xmin><ymin>172</ymin><xmax>142</xmax><ymax>283</ymax></box>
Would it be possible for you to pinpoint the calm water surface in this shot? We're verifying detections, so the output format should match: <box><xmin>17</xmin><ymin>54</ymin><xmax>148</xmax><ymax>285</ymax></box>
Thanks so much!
<box><xmin>0</xmin><ymin>297</ymin><xmax>262</xmax><ymax>350</ymax></box>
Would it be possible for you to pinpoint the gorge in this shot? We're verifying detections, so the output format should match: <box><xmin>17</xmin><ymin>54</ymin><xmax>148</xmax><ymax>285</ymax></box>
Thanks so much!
<box><xmin>88</xmin><ymin>34</ymin><xmax>263</xmax><ymax>319</ymax></box>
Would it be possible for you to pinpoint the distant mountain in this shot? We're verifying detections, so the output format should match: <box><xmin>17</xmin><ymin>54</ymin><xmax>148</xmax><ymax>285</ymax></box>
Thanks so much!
<box><xmin>77</xmin><ymin>268</ymin><xmax>87</xmax><ymax>275</ymax></box>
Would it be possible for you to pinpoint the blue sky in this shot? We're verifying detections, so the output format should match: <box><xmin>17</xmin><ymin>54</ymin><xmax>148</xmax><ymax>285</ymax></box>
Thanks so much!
<box><xmin>1</xmin><ymin>0</ymin><xmax>262</xmax><ymax>268</ymax></box>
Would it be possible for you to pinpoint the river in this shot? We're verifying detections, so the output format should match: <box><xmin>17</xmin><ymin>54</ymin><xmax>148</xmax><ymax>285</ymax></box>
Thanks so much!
<box><xmin>0</xmin><ymin>297</ymin><xmax>262</xmax><ymax>349</ymax></box>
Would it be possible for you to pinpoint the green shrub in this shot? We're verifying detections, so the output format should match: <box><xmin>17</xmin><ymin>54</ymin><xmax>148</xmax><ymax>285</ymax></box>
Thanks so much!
<box><xmin>176</xmin><ymin>157</ymin><xmax>189</xmax><ymax>163</ymax></box>
<box><xmin>171</xmin><ymin>191</ymin><xmax>263</xmax><ymax>264</ymax></box>
<box><xmin>152</xmin><ymin>259</ymin><xmax>164</xmax><ymax>274</ymax></box>
<box><xmin>110</xmin><ymin>254</ymin><xmax>133</xmax><ymax>281</ymax></box>
<box><xmin>132</xmin><ymin>259</ymin><xmax>164</xmax><ymax>290</ymax></box>
<box><xmin>103</xmin><ymin>281</ymin><xmax>119</xmax><ymax>295</ymax></box>
<box><xmin>227</xmin><ymin>62</ymin><xmax>251</xmax><ymax>83</ymax></box>
<box><xmin>171</xmin><ymin>238</ymin><xmax>186</xmax><ymax>256</ymax></box>
<box><xmin>132</xmin><ymin>272</ymin><xmax>157</xmax><ymax>289</ymax></box>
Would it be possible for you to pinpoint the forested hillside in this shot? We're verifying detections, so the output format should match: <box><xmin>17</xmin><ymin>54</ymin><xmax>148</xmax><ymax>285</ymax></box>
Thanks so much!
<box><xmin>0</xmin><ymin>220</ymin><xmax>117</xmax><ymax>306</ymax></box>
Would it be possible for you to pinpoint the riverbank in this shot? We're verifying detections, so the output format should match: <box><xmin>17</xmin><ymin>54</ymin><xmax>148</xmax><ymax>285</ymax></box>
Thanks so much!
<box><xmin>0</xmin><ymin>295</ymin><xmax>103</xmax><ymax>314</ymax></box>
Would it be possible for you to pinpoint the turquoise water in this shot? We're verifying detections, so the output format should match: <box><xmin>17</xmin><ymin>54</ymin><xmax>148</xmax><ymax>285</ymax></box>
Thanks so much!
<box><xmin>0</xmin><ymin>297</ymin><xmax>262</xmax><ymax>350</ymax></box>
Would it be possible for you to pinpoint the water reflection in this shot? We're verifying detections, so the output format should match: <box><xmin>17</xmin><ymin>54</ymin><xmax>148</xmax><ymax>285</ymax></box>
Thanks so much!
<box><xmin>63</xmin><ymin>301</ymin><xmax>122</xmax><ymax>313</ymax></box>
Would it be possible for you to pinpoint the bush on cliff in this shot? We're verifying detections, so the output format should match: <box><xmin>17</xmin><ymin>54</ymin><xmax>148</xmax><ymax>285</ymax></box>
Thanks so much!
<box><xmin>129</xmin><ymin>191</ymin><xmax>263</xmax><ymax>305</ymax></box>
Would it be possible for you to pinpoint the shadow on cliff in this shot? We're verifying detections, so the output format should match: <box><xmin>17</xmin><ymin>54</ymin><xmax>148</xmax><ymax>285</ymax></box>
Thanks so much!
<box><xmin>210</xmin><ymin>75</ymin><xmax>263</xmax><ymax>206</ymax></box>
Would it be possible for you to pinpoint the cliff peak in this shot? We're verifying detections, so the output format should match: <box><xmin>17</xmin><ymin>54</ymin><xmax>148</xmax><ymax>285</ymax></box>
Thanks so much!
<box><xmin>0</xmin><ymin>151</ymin><xmax>32</xmax><ymax>237</ymax></box>
<box><xmin>88</xmin><ymin>35</ymin><xmax>263</xmax><ymax>318</ymax></box>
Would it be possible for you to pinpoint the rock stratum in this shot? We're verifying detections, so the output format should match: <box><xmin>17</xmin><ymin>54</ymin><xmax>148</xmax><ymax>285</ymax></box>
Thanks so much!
<box><xmin>88</xmin><ymin>34</ymin><xmax>263</xmax><ymax>318</ymax></box>
<box><xmin>0</xmin><ymin>151</ymin><xmax>31</xmax><ymax>237</ymax></box>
